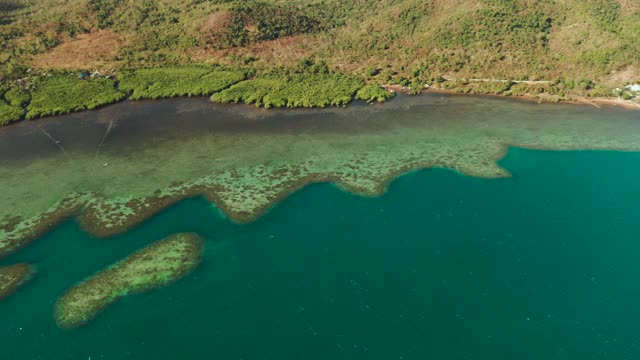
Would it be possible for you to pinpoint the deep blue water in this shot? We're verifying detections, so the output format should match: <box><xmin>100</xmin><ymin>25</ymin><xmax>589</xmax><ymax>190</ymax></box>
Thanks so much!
<box><xmin>2</xmin><ymin>148</ymin><xmax>640</xmax><ymax>359</ymax></box>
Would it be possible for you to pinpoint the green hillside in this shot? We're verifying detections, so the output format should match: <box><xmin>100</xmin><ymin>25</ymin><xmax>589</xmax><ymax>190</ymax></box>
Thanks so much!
<box><xmin>0</xmin><ymin>0</ymin><xmax>639</xmax><ymax>123</ymax></box>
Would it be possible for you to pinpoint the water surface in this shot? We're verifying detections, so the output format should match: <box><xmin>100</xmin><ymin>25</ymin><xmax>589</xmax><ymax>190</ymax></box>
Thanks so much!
<box><xmin>1</xmin><ymin>95</ymin><xmax>640</xmax><ymax>359</ymax></box>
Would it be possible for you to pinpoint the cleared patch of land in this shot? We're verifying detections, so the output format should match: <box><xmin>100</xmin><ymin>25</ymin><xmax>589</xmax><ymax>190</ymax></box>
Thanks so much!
<box><xmin>31</xmin><ymin>30</ymin><xmax>126</xmax><ymax>71</ymax></box>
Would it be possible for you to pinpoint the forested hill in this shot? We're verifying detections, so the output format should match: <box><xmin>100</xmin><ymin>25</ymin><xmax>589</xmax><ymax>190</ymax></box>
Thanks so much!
<box><xmin>1</xmin><ymin>0</ymin><xmax>639</xmax><ymax>93</ymax></box>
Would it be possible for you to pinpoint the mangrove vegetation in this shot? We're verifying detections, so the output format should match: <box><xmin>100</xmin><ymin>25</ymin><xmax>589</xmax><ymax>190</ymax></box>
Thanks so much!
<box><xmin>118</xmin><ymin>66</ymin><xmax>247</xmax><ymax>100</ymax></box>
<box><xmin>355</xmin><ymin>85</ymin><xmax>396</xmax><ymax>103</ymax></box>
<box><xmin>0</xmin><ymin>102</ymin><xmax>23</xmax><ymax>126</ymax></box>
<box><xmin>26</xmin><ymin>75</ymin><xmax>126</xmax><ymax>119</ymax></box>
<box><xmin>0</xmin><ymin>62</ymin><xmax>400</xmax><ymax>126</ymax></box>
<box><xmin>0</xmin><ymin>83</ymin><xmax>24</xmax><ymax>125</ymax></box>
<box><xmin>212</xmin><ymin>70</ymin><xmax>364</xmax><ymax>108</ymax></box>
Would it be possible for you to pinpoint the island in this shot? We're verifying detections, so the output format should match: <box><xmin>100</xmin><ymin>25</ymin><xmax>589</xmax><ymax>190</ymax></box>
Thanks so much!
<box><xmin>54</xmin><ymin>233</ymin><xmax>205</xmax><ymax>329</ymax></box>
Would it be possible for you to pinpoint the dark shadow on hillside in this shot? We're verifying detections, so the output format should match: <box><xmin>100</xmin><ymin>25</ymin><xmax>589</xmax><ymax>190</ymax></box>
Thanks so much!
<box><xmin>0</xmin><ymin>0</ymin><xmax>24</xmax><ymax>25</ymax></box>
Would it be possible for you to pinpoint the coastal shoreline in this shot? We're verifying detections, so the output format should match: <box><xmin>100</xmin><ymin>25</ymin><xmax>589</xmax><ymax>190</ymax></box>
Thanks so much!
<box><xmin>2</xmin><ymin>66</ymin><xmax>640</xmax><ymax>128</ymax></box>
<box><xmin>2</xmin><ymin>86</ymin><xmax>638</xmax><ymax>130</ymax></box>
<box><xmin>422</xmin><ymin>87</ymin><xmax>640</xmax><ymax>110</ymax></box>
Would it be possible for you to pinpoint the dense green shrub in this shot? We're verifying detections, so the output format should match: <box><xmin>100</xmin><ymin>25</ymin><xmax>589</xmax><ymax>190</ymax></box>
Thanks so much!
<box><xmin>364</xmin><ymin>65</ymin><xmax>380</xmax><ymax>77</ymax></box>
<box><xmin>88</xmin><ymin>0</ymin><xmax>124</xmax><ymax>29</ymax></box>
<box><xmin>433</xmin><ymin>76</ymin><xmax>446</xmax><ymax>84</ymax></box>
<box><xmin>500</xmin><ymin>80</ymin><xmax>515</xmax><ymax>93</ymax></box>
<box><xmin>0</xmin><ymin>83</ymin><xmax>8</xmax><ymax>97</ymax></box>
<box><xmin>3</xmin><ymin>87</ymin><xmax>30</xmax><ymax>107</ymax></box>
<box><xmin>409</xmin><ymin>79</ymin><xmax>423</xmax><ymax>95</ymax></box>
<box><xmin>394</xmin><ymin>77</ymin><xmax>410</xmax><ymax>87</ymax></box>
<box><xmin>212</xmin><ymin>72</ymin><xmax>364</xmax><ymax>108</ymax></box>
<box><xmin>355</xmin><ymin>85</ymin><xmax>395</xmax><ymax>103</ymax></box>
<box><xmin>226</xmin><ymin>1</ymin><xmax>327</xmax><ymax>46</ymax></box>
<box><xmin>0</xmin><ymin>82</ymin><xmax>25</xmax><ymax>125</ymax></box>
<box><xmin>118</xmin><ymin>66</ymin><xmax>246</xmax><ymax>100</ymax></box>
<box><xmin>0</xmin><ymin>102</ymin><xmax>23</xmax><ymax>125</ymax></box>
<box><xmin>26</xmin><ymin>75</ymin><xmax>125</xmax><ymax>119</ymax></box>
<box><xmin>587</xmin><ymin>0</ymin><xmax>621</xmax><ymax>33</ymax></box>
<box><xmin>443</xmin><ymin>8</ymin><xmax>552</xmax><ymax>47</ymax></box>
<box><xmin>211</xmin><ymin>77</ymin><xmax>283</xmax><ymax>107</ymax></box>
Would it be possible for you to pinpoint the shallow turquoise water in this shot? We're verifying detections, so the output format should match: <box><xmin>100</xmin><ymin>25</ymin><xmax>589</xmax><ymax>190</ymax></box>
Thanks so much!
<box><xmin>2</xmin><ymin>147</ymin><xmax>640</xmax><ymax>359</ymax></box>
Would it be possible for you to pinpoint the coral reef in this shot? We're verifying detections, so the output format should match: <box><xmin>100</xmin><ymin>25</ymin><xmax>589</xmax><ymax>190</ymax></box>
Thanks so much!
<box><xmin>2</xmin><ymin>96</ymin><xmax>640</xmax><ymax>259</ymax></box>
<box><xmin>0</xmin><ymin>263</ymin><xmax>35</xmax><ymax>301</ymax></box>
<box><xmin>54</xmin><ymin>233</ymin><xmax>204</xmax><ymax>329</ymax></box>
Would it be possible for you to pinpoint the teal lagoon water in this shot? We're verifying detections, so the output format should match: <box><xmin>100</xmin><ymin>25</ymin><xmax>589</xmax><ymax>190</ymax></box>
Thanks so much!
<box><xmin>2</xmin><ymin>147</ymin><xmax>640</xmax><ymax>359</ymax></box>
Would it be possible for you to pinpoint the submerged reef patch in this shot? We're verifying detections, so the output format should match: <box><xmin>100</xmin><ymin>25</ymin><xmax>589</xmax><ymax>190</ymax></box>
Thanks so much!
<box><xmin>54</xmin><ymin>233</ymin><xmax>204</xmax><ymax>329</ymax></box>
<box><xmin>0</xmin><ymin>263</ymin><xmax>35</xmax><ymax>301</ymax></box>
<box><xmin>0</xmin><ymin>193</ymin><xmax>94</xmax><ymax>258</ymax></box>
